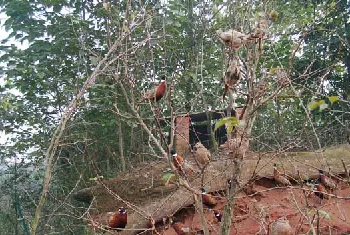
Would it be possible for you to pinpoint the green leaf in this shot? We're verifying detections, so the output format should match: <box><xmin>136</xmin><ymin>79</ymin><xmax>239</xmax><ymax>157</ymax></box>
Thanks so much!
<box><xmin>307</xmin><ymin>99</ymin><xmax>325</xmax><ymax>111</ymax></box>
<box><xmin>214</xmin><ymin>117</ymin><xmax>239</xmax><ymax>132</ymax></box>
<box><xmin>328</xmin><ymin>96</ymin><xmax>340</xmax><ymax>104</ymax></box>
<box><xmin>162</xmin><ymin>173</ymin><xmax>177</xmax><ymax>185</ymax></box>
<box><xmin>227</xmin><ymin>123</ymin><xmax>235</xmax><ymax>134</ymax></box>
<box><xmin>308</xmin><ymin>209</ymin><xmax>331</xmax><ymax>219</ymax></box>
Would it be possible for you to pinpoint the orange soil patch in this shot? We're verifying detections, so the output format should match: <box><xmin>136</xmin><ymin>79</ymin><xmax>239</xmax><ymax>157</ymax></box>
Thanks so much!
<box><xmin>161</xmin><ymin>180</ymin><xmax>350</xmax><ymax>235</ymax></box>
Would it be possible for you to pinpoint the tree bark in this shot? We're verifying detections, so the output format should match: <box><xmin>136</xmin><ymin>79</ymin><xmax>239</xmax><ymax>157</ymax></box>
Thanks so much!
<box><xmin>118</xmin><ymin>120</ymin><xmax>126</xmax><ymax>171</ymax></box>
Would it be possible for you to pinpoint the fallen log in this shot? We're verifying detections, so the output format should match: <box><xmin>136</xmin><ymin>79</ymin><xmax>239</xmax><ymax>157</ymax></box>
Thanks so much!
<box><xmin>123</xmin><ymin>160</ymin><xmax>233</xmax><ymax>234</ymax></box>
<box><xmin>72</xmin><ymin>148</ymin><xmax>350</xmax><ymax>234</ymax></box>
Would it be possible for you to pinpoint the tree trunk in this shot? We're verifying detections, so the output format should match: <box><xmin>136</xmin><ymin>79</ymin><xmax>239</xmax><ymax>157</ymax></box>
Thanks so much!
<box><xmin>220</xmin><ymin>101</ymin><xmax>257</xmax><ymax>235</ymax></box>
<box><xmin>118</xmin><ymin>120</ymin><xmax>126</xmax><ymax>171</ymax></box>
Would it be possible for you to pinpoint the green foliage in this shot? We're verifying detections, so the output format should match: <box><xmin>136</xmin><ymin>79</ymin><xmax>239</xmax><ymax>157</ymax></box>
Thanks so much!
<box><xmin>0</xmin><ymin>0</ymin><xmax>349</xmax><ymax>233</ymax></box>
<box><xmin>308</xmin><ymin>208</ymin><xmax>331</xmax><ymax>219</ymax></box>
<box><xmin>307</xmin><ymin>96</ymin><xmax>340</xmax><ymax>111</ymax></box>
<box><xmin>214</xmin><ymin>117</ymin><xmax>239</xmax><ymax>134</ymax></box>
<box><xmin>328</xmin><ymin>96</ymin><xmax>340</xmax><ymax>104</ymax></box>
<box><xmin>162</xmin><ymin>172</ymin><xmax>178</xmax><ymax>185</ymax></box>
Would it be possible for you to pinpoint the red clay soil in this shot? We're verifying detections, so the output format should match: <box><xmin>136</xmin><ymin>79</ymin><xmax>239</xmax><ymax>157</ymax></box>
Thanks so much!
<box><xmin>161</xmin><ymin>179</ymin><xmax>350</xmax><ymax>235</ymax></box>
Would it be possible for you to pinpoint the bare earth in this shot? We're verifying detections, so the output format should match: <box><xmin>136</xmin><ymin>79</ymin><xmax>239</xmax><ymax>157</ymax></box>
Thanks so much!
<box><xmin>161</xmin><ymin>180</ymin><xmax>350</xmax><ymax>235</ymax></box>
<box><xmin>76</xmin><ymin>144</ymin><xmax>350</xmax><ymax>234</ymax></box>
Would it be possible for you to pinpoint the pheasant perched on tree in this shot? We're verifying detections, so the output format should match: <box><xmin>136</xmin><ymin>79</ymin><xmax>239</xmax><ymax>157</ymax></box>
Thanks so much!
<box><xmin>192</xmin><ymin>142</ymin><xmax>211</xmax><ymax>169</ymax></box>
<box><xmin>171</xmin><ymin>149</ymin><xmax>195</xmax><ymax>176</ymax></box>
<box><xmin>273</xmin><ymin>164</ymin><xmax>291</xmax><ymax>186</ymax></box>
<box><xmin>216</xmin><ymin>29</ymin><xmax>248</xmax><ymax>50</ymax></box>
<box><xmin>171</xmin><ymin>149</ymin><xmax>184</xmax><ymax>170</ymax></box>
<box><xmin>107</xmin><ymin>207</ymin><xmax>127</xmax><ymax>230</ymax></box>
<box><xmin>318</xmin><ymin>169</ymin><xmax>336</xmax><ymax>191</ymax></box>
<box><xmin>222</xmin><ymin>58</ymin><xmax>242</xmax><ymax>101</ymax></box>
<box><xmin>246</xmin><ymin>19</ymin><xmax>268</xmax><ymax>52</ymax></box>
<box><xmin>138</xmin><ymin>76</ymin><xmax>167</xmax><ymax>106</ymax></box>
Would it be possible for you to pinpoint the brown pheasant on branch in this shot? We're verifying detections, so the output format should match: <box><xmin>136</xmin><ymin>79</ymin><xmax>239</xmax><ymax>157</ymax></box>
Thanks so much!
<box><xmin>247</xmin><ymin>19</ymin><xmax>268</xmax><ymax>52</ymax></box>
<box><xmin>222</xmin><ymin>59</ymin><xmax>241</xmax><ymax>101</ymax></box>
<box><xmin>216</xmin><ymin>29</ymin><xmax>248</xmax><ymax>50</ymax></box>
<box><xmin>137</xmin><ymin>76</ymin><xmax>167</xmax><ymax>107</ymax></box>
<box><xmin>249</xmin><ymin>20</ymin><xmax>267</xmax><ymax>39</ymax></box>
<box><xmin>171</xmin><ymin>149</ymin><xmax>196</xmax><ymax>176</ymax></box>
<box><xmin>192</xmin><ymin>142</ymin><xmax>211</xmax><ymax>169</ymax></box>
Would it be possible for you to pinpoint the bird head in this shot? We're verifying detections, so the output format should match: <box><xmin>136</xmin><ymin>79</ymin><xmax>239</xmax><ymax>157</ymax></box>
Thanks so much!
<box><xmin>318</xmin><ymin>169</ymin><xmax>324</xmax><ymax>175</ymax></box>
<box><xmin>273</xmin><ymin>163</ymin><xmax>278</xmax><ymax>169</ymax></box>
<box><xmin>314</xmin><ymin>178</ymin><xmax>321</xmax><ymax>185</ymax></box>
<box><xmin>160</xmin><ymin>75</ymin><xmax>166</xmax><ymax>82</ymax></box>
<box><xmin>171</xmin><ymin>217</ymin><xmax>179</xmax><ymax>225</ymax></box>
<box><xmin>171</xmin><ymin>150</ymin><xmax>177</xmax><ymax>156</ymax></box>
<box><xmin>118</xmin><ymin>207</ymin><xmax>126</xmax><ymax>214</ymax></box>
<box><xmin>216</xmin><ymin>29</ymin><xmax>223</xmax><ymax>36</ymax></box>
<box><xmin>194</xmin><ymin>142</ymin><xmax>204</xmax><ymax>149</ymax></box>
<box><xmin>213</xmin><ymin>210</ymin><xmax>220</xmax><ymax>216</ymax></box>
<box><xmin>201</xmin><ymin>188</ymin><xmax>207</xmax><ymax>194</ymax></box>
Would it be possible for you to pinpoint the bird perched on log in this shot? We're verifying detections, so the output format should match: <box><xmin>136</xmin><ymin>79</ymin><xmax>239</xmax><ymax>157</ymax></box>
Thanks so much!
<box><xmin>268</xmin><ymin>218</ymin><xmax>293</xmax><ymax>235</ymax></box>
<box><xmin>171</xmin><ymin>149</ymin><xmax>196</xmax><ymax>176</ymax></box>
<box><xmin>213</xmin><ymin>210</ymin><xmax>222</xmax><ymax>222</ymax></box>
<box><xmin>314</xmin><ymin>183</ymin><xmax>330</xmax><ymax>201</ymax></box>
<box><xmin>138</xmin><ymin>76</ymin><xmax>167</xmax><ymax>104</ymax></box>
<box><xmin>216</xmin><ymin>29</ymin><xmax>248</xmax><ymax>50</ymax></box>
<box><xmin>171</xmin><ymin>218</ymin><xmax>189</xmax><ymax>235</ymax></box>
<box><xmin>192</xmin><ymin>142</ymin><xmax>211</xmax><ymax>169</ymax></box>
<box><xmin>318</xmin><ymin>170</ymin><xmax>336</xmax><ymax>191</ymax></box>
<box><xmin>273</xmin><ymin>164</ymin><xmax>292</xmax><ymax>186</ymax></box>
<box><xmin>201</xmin><ymin>188</ymin><xmax>217</xmax><ymax>207</ymax></box>
<box><xmin>107</xmin><ymin>207</ymin><xmax>127</xmax><ymax>230</ymax></box>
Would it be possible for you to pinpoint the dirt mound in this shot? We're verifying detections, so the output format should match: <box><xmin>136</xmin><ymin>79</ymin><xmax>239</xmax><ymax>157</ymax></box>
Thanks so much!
<box><xmin>72</xmin><ymin>144</ymin><xmax>350</xmax><ymax>234</ymax></box>
<box><xmin>160</xmin><ymin>178</ymin><xmax>350</xmax><ymax>235</ymax></box>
